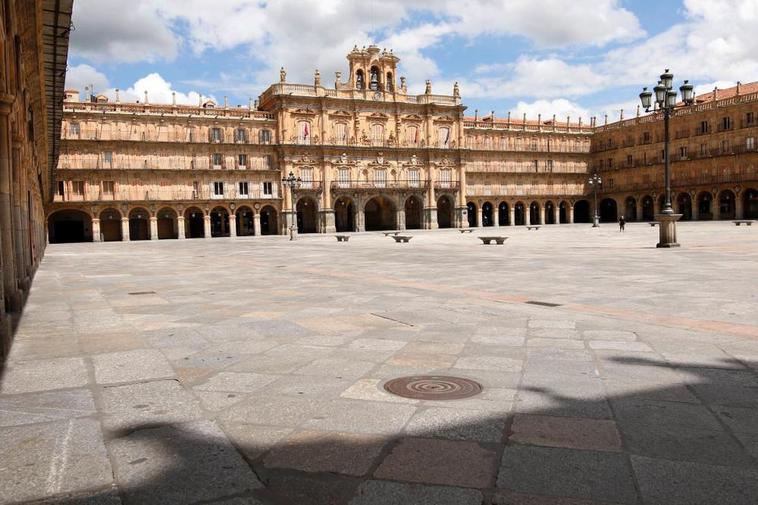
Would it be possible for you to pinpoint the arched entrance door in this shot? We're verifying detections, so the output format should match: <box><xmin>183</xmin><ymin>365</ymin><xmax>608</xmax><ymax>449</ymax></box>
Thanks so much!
<box><xmin>641</xmin><ymin>195</ymin><xmax>655</xmax><ymax>221</ymax></box>
<box><xmin>718</xmin><ymin>190</ymin><xmax>736</xmax><ymax>220</ymax></box>
<box><xmin>211</xmin><ymin>207</ymin><xmax>230</xmax><ymax>237</ymax></box>
<box><xmin>600</xmin><ymin>198</ymin><xmax>618</xmax><ymax>222</ymax></box>
<box><xmin>157</xmin><ymin>208</ymin><xmax>178</xmax><ymax>239</ymax></box>
<box><xmin>405</xmin><ymin>196</ymin><xmax>422</xmax><ymax>229</ymax></box>
<box><xmin>545</xmin><ymin>201</ymin><xmax>555</xmax><ymax>224</ymax></box>
<box><xmin>529</xmin><ymin>202</ymin><xmax>540</xmax><ymax>225</ymax></box>
<box><xmin>335</xmin><ymin>197</ymin><xmax>355</xmax><ymax>232</ymax></box>
<box><xmin>296</xmin><ymin>197</ymin><xmax>318</xmax><ymax>233</ymax></box>
<box><xmin>676</xmin><ymin>193</ymin><xmax>692</xmax><ymax>221</ymax></box>
<box><xmin>260</xmin><ymin>206</ymin><xmax>278</xmax><ymax>235</ymax></box>
<box><xmin>498</xmin><ymin>202</ymin><xmax>509</xmax><ymax>226</ymax></box>
<box><xmin>100</xmin><ymin>208</ymin><xmax>122</xmax><ymax>241</ymax></box>
<box><xmin>559</xmin><ymin>201</ymin><xmax>569</xmax><ymax>223</ymax></box>
<box><xmin>482</xmin><ymin>202</ymin><xmax>493</xmax><ymax>227</ymax></box>
<box><xmin>48</xmin><ymin>210</ymin><xmax>92</xmax><ymax>243</ymax></box>
<box><xmin>129</xmin><ymin>208</ymin><xmax>150</xmax><ymax>240</ymax></box>
<box><xmin>466</xmin><ymin>202</ymin><xmax>477</xmax><ymax>227</ymax></box>
<box><xmin>365</xmin><ymin>196</ymin><xmax>396</xmax><ymax>231</ymax></box>
<box><xmin>573</xmin><ymin>200</ymin><xmax>590</xmax><ymax>223</ymax></box>
<box><xmin>744</xmin><ymin>188</ymin><xmax>758</xmax><ymax>219</ymax></box>
<box><xmin>625</xmin><ymin>197</ymin><xmax>637</xmax><ymax>221</ymax></box>
<box><xmin>437</xmin><ymin>195</ymin><xmax>453</xmax><ymax>228</ymax></box>
<box><xmin>514</xmin><ymin>202</ymin><xmax>526</xmax><ymax>225</ymax></box>
<box><xmin>236</xmin><ymin>206</ymin><xmax>255</xmax><ymax>236</ymax></box>
<box><xmin>184</xmin><ymin>207</ymin><xmax>205</xmax><ymax>238</ymax></box>
<box><xmin>697</xmin><ymin>192</ymin><xmax>713</xmax><ymax>220</ymax></box>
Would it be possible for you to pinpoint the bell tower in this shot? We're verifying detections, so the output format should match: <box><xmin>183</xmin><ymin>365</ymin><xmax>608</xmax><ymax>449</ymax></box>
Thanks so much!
<box><xmin>346</xmin><ymin>45</ymin><xmax>400</xmax><ymax>92</ymax></box>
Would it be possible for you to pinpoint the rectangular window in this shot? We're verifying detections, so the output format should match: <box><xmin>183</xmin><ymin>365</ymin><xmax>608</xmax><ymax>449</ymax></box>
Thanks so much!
<box><xmin>679</xmin><ymin>146</ymin><xmax>687</xmax><ymax>159</ymax></box>
<box><xmin>700</xmin><ymin>143</ymin><xmax>707</xmax><ymax>156</ymax></box>
<box><xmin>533</xmin><ymin>160</ymin><xmax>539</xmax><ymax>172</ymax></box>
<box><xmin>298</xmin><ymin>121</ymin><xmax>311</xmax><ymax>145</ymax></box>
<box><xmin>607</xmin><ymin>158</ymin><xmax>613</xmax><ymax>169</ymax></box>
<box><xmin>722</xmin><ymin>116</ymin><xmax>732</xmax><ymax>130</ymax></box>
<box><xmin>700</xmin><ymin>121</ymin><xmax>709</xmax><ymax>134</ymax></box>
<box><xmin>264</xmin><ymin>155</ymin><xmax>273</xmax><ymax>169</ymax></box>
<box><xmin>371</xmin><ymin>124</ymin><xmax>384</xmax><ymax>146</ymax></box>
<box><xmin>238</xmin><ymin>181</ymin><xmax>249</xmax><ymax>196</ymax></box>
<box><xmin>608</xmin><ymin>178</ymin><xmax>614</xmax><ymax>189</ymax></box>
<box><xmin>406</xmin><ymin>125</ymin><xmax>419</xmax><ymax>146</ymax></box>
<box><xmin>262</xmin><ymin>181</ymin><xmax>273</xmax><ymax>195</ymax></box>
<box><xmin>102</xmin><ymin>181</ymin><xmax>114</xmax><ymax>196</ymax></box>
<box><xmin>747</xmin><ymin>137</ymin><xmax>755</xmax><ymax>150</ymax></box>
<box><xmin>300</xmin><ymin>168</ymin><xmax>313</xmax><ymax>189</ymax></box>
<box><xmin>661</xmin><ymin>149</ymin><xmax>665</xmax><ymax>162</ymax></box>
<box><xmin>627</xmin><ymin>154</ymin><xmax>633</xmax><ymax>166</ymax></box>
<box><xmin>213</xmin><ymin>181</ymin><xmax>224</xmax><ymax>196</ymax></box>
<box><xmin>438</xmin><ymin>169</ymin><xmax>452</xmax><ymax>188</ymax></box>
<box><xmin>747</xmin><ymin>112</ymin><xmax>755</xmax><ymax>126</ymax></box>
<box><xmin>235</xmin><ymin>128</ymin><xmax>247</xmax><ymax>143</ymax></box>
<box><xmin>643</xmin><ymin>131</ymin><xmax>651</xmax><ymax>143</ymax></box>
<box><xmin>374</xmin><ymin>169</ymin><xmax>387</xmax><ymax>188</ymax></box>
<box><xmin>212</xmin><ymin>153</ymin><xmax>223</xmax><ymax>168</ymax></box>
<box><xmin>721</xmin><ymin>139</ymin><xmax>730</xmax><ymax>153</ymax></box>
<box><xmin>259</xmin><ymin>129</ymin><xmax>271</xmax><ymax>144</ymax></box>
<box><xmin>57</xmin><ymin>180</ymin><xmax>65</xmax><ymax>197</ymax></box>
<box><xmin>71</xmin><ymin>181</ymin><xmax>84</xmax><ymax>196</ymax></box>
<box><xmin>69</xmin><ymin>123</ymin><xmax>80</xmax><ymax>137</ymax></box>
<box><xmin>193</xmin><ymin>181</ymin><xmax>199</xmax><ymax>198</ymax></box>
<box><xmin>103</xmin><ymin>151</ymin><xmax>113</xmax><ymax>165</ymax></box>
<box><xmin>338</xmin><ymin>168</ymin><xmax>350</xmax><ymax>188</ymax></box>
<box><xmin>334</xmin><ymin>123</ymin><xmax>347</xmax><ymax>143</ymax></box>
<box><xmin>237</xmin><ymin>154</ymin><xmax>247</xmax><ymax>168</ymax></box>
<box><xmin>438</xmin><ymin>126</ymin><xmax>451</xmax><ymax>148</ymax></box>
<box><xmin>211</xmin><ymin>127</ymin><xmax>222</xmax><ymax>143</ymax></box>
<box><xmin>408</xmin><ymin>169</ymin><xmax>420</xmax><ymax>188</ymax></box>
<box><xmin>546</xmin><ymin>160</ymin><xmax>554</xmax><ymax>172</ymax></box>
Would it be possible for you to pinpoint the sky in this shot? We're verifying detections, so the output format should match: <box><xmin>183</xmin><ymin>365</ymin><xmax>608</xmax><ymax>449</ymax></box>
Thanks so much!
<box><xmin>64</xmin><ymin>0</ymin><xmax>758</xmax><ymax>122</ymax></box>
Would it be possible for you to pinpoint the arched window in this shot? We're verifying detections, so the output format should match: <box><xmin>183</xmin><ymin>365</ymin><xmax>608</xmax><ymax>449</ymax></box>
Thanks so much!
<box><xmin>438</xmin><ymin>126</ymin><xmax>451</xmax><ymax>148</ymax></box>
<box><xmin>297</xmin><ymin>121</ymin><xmax>311</xmax><ymax>145</ymax></box>
<box><xmin>356</xmin><ymin>70</ymin><xmax>365</xmax><ymax>90</ymax></box>
<box><xmin>371</xmin><ymin>124</ymin><xmax>384</xmax><ymax>146</ymax></box>
<box><xmin>386</xmin><ymin>72</ymin><xmax>394</xmax><ymax>92</ymax></box>
<box><xmin>369</xmin><ymin>66</ymin><xmax>380</xmax><ymax>91</ymax></box>
<box><xmin>259</xmin><ymin>129</ymin><xmax>271</xmax><ymax>144</ymax></box>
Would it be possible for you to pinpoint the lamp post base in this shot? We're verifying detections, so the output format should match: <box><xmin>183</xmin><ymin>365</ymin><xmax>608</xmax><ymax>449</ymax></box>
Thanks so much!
<box><xmin>592</xmin><ymin>215</ymin><xmax>600</xmax><ymax>227</ymax></box>
<box><xmin>655</xmin><ymin>213</ymin><xmax>682</xmax><ymax>248</ymax></box>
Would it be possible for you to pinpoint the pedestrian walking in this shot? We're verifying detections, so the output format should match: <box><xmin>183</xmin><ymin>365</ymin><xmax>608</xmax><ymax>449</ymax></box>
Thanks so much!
<box><xmin>618</xmin><ymin>215</ymin><xmax>626</xmax><ymax>232</ymax></box>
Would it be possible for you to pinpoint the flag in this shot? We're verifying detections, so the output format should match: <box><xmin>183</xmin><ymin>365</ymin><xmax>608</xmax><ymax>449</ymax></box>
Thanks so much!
<box><xmin>303</xmin><ymin>122</ymin><xmax>309</xmax><ymax>138</ymax></box>
<box><xmin>445</xmin><ymin>128</ymin><xmax>450</xmax><ymax>145</ymax></box>
<box><xmin>414</xmin><ymin>127</ymin><xmax>419</xmax><ymax>144</ymax></box>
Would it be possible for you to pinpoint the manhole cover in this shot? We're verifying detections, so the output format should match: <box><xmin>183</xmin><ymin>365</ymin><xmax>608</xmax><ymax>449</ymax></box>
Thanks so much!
<box><xmin>384</xmin><ymin>376</ymin><xmax>482</xmax><ymax>400</ymax></box>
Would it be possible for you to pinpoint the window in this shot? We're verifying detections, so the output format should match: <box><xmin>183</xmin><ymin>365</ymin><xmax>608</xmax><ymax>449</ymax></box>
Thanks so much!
<box><xmin>356</xmin><ymin>69</ymin><xmax>365</xmax><ymax>90</ymax></box>
<box><xmin>408</xmin><ymin>169</ymin><xmax>420</xmax><ymax>188</ymax></box>
<box><xmin>371</xmin><ymin>124</ymin><xmax>384</xmax><ymax>146</ymax></box>
<box><xmin>102</xmin><ymin>181</ymin><xmax>114</xmax><ymax>196</ymax></box>
<box><xmin>533</xmin><ymin>160</ymin><xmax>539</xmax><ymax>172</ymax></box>
<box><xmin>264</xmin><ymin>155</ymin><xmax>273</xmax><ymax>169</ymax></box>
<box><xmin>69</xmin><ymin>123</ymin><xmax>80</xmax><ymax>137</ymax></box>
<box><xmin>627</xmin><ymin>154</ymin><xmax>633</xmax><ymax>166</ymax></box>
<box><xmin>103</xmin><ymin>151</ymin><xmax>112</xmax><ymax>165</ymax></box>
<box><xmin>438</xmin><ymin>169</ymin><xmax>452</xmax><ymax>188</ymax></box>
<box><xmin>338</xmin><ymin>168</ymin><xmax>350</xmax><ymax>188</ymax></box>
<box><xmin>259</xmin><ymin>129</ymin><xmax>271</xmax><ymax>144</ymax></box>
<box><xmin>262</xmin><ymin>181</ymin><xmax>273</xmax><ymax>195</ymax></box>
<box><xmin>661</xmin><ymin>149</ymin><xmax>665</xmax><ymax>162</ymax></box>
<box><xmin>546</xmin><ymin>160</ymin><xmax>554</xmax><ymax>172</ymax></box>
<box><xmin>608</xmin><ymin>178</ymin><xmax>614</xmax><ymax>189</ymax></box>
<box><xmin>334</xmin><ymin>122</ymin><xmax>347</xmax><ymax>143</ymax></box>
<box><xmin>211</xmin><ymin>153</ymin><xmax>223</xmax><ymax>168</ymax></box>
<box><xmin>300</xmin><ymin>168</ymin><xmax>313</xmax><ymax>189</ymax></box>
<box><xmin>679</xmin><ymin>146</ymin><xmax>688</xmax><ymax>159</ymax></box>
<box><xmin>213</xmin><ymin>181</ymin><xmax>224</xmax><ymax>197</ymax></box>
<box><xmin>406</xmin><ymin>125</ymin><xmax>419</xmax><ymax>146</ymax></box>
<box><xmin>700</xmin><ymin>143</ymin><xmax>707</xmax><ymax>156</ymax></box>
<box><xmin>530</xmin><ymin>139</ymin><xmax>538</xmax><ymax>151</ymax></box>
<box><xmin>210</xmin><ymin>127</ymin><xmax>222</xmax><ymax>143</ymax></box>
<box><xmin>237</xmin><ymin>154</ymin><xmax>247</xmax><ymax>168</ymax></box>
<box><xmin>374</xmin><ymin>169</ymin><xmax>387</xmax><ymax>188</ymax></box>
<box><xmin>72</xmin><ymin>181</ymin><xmax>84</xmax><ymax>196</ymax></box>
<box><xmin>438</xmin><ymin>126</ymin><xmax>451</xmax><ymax>148</ymax></box>
<box><xmin>297</xmin><ymin>121</ymin><xmax>311</xmax><ymax>145</ymax></box>
<box><xmin>721</xmin><ymin>139</ymin><xmax>730</xmax><ymax>153</ymax></box>
<box><xmin>699</xmin><ymin>121</ymin><xmax>709</xmax><ymax>134</ymax></box>
<box><xmin>238</xmin><ymin>181</ymin><xmax>249</xmax><ymax>196</ymax></box>
<box><xmin>193</xmin><ymin>181</ymin><xmax>199</xmax><ymax>198</ymax></box>
<box><xmin>234</xmin><ymin>128</ymin><xmax>247</xmax><ymax>143</ymax></box>
<box><xmin>722</xmin><ymin>116</ymin><xmax>732</xmax><ymax>130</ymax></box>
<box><xmin>747</xmin><ymin>137</ymin><xmax>755</xmax><ymax>151</ymax></box>
<box><xmin>747</xmin><ymin>112</ymin><xmax>755</xmax><ymax>126</ymax></box>
<box><xmin>57</xmin><ymin>180</ymin><xmax>64</xmax><ymax>197</ymax></box>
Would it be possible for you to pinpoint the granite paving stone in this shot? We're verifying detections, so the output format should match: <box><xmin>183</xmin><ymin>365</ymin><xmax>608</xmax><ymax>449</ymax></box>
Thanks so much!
<box><xmin>92</xmin><ymin>349</ymin><xmax>175</xmax><ymax>384</ymax></box>
<box><xmin>349</xmin><ymin>480</ymin><xmax>483</xmax><ymax>505</ymax></box>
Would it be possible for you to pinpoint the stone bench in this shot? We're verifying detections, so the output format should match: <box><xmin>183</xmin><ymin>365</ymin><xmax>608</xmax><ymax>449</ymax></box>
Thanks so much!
<box><xmin>479</xmin><ymin>236</ymin><xmax>508</xmax><ymax>245</ymax></box>
<box><xmin>733</xmin><ymin>220</ymin><xmax>754</xmax><ymax>226</ymax></box>
<box><xmin>459</xmin><ymin>229</ymin><xmax>474</xmax><ymax>233</ymax></box>
<box><xmin>526</xmin><ymin>226</ymin><xmax>541</xmax><ymax>231</ymax></box>
<box><xmin>392</xmin><ymin>235</ymin><xmax>412</xmax><ymax>243</ymax></box>
<box><xmin>335</xmin><ymin>235</ymin><xmax>350</xmax><ymax>242</ymax></box>
<box><xmin>649</xmin><ymin>222</ymin><xmax>660</xmax><ymax>227</ymax></box>
<box><xmin>383</xmin><ymin>231</ymin><xmax>400</xmax><ymax>237</ymax></box>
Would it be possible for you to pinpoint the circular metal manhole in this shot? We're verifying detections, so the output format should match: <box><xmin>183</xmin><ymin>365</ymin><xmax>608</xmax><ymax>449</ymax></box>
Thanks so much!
<box><xmin>383</xmin><ymin>375</ymin><xmax>483</xmax><ymax>400</ymax></box>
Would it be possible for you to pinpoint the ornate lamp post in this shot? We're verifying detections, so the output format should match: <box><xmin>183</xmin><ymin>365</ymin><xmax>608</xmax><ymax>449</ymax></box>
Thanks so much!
<box><xmin>588</xmin><ymin>172</ymin><xmax>602</xmax><ymax>227</ymax></box>
<box><xmin>639</xmin><ymin>70</ymin><xmax>695</xmax><ymax>247</ymax></box>
<box><xmin>282</xmin><ymin>171</ymin><xmax>301</xmax><ymax>241</ymax></box>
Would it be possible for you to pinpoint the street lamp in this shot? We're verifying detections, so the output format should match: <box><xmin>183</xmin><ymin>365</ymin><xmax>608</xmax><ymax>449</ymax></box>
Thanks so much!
<box><xmin>588</xmin><ymin>172</ymin><xmax>602</xmax><ymax>227</ymax></box>
<box><xmin>281</xmin><ymin>171</ymin><xmax>301</xmax><ymax>241</ymax></box>
<box><xmin>639</xmin><ymin>70</ymin><xmax>695</xmax><ymax>247</ymax></box>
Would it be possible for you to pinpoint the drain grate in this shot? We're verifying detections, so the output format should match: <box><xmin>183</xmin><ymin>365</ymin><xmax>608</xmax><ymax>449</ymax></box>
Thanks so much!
<box><xmin>384</xmin><ymin>376</ymin><xmax>482</xmax><ymax>400</ymax></box>
<box><xmin>128</xmin><ymin>291</ymin><xmax>156</xmax><ymax>295</ymax></box>
<box><xmin>525</xmin><ymin>300</ymin><xmax>562</xmax><ymax>307</ymax></box>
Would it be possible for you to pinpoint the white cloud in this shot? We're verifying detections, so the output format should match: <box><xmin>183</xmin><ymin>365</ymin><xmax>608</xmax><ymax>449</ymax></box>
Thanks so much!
<box><xmin>64</xmin><ymin>64</ymin><xmax>109</xmax><ymax>95</ymax></box>
<box><xmin>105</xmin><ymin>73</ymin><xmax>212</xmax><ymax>105</ymax></box>
<box><xmin>511</xmin><ymin>99</ymin><xmax>590</xmax><ymax>122</ymax></box>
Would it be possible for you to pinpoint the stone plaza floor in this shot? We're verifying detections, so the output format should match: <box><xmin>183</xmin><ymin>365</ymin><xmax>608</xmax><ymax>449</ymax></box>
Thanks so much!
<box><xmin>1</xmin><ymin>222</ymin><xmax>758</xmax><ymax>504</ymax></box>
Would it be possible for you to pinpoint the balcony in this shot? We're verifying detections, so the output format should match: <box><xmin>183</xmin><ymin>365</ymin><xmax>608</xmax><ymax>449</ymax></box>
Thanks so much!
<box><xmin>52</xmin><ymin>185</ymin><xmax>281</xmax><ymax>203</ymax></box>
<box><xmin>61</xmin><ymin>128</ymin><xmax>276</xmax><ymax>145</ymax></box>
<box><xmin>330</xmin><ymin>179</ymin><xmax>432</xmax><ymax>191</ymax></box>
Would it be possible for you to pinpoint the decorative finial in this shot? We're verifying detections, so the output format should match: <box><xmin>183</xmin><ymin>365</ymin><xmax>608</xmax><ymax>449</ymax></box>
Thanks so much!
<box><xmin>172</xmin><ymin>91</ymin><xmax>176</xmax><ymax>106</ymax></box>
<box><xmin>620</xmin><ymin>109</ymin><xmax>624</xmax><ymax>120</ymax></box>
<box><xmin>280</xmin><ymin>67</ymin><xmax>286</xmax><ymax>83</ymax></box>
<box><xmin>453</xmin><ymin>81</ymin><xmax>460</xmax><ymax>97</ymax></box>
<box><xmin>224</xmin><ymin>95</ymin><xmax>228</xmax><ymax>108</ymax></box>
<box><xmin>144</xmin><ymin>90</ymin><xmax>148</xmax><ymax>104</ymax></box>
<box><xmin>314</xmin><ymin>69</ymin><xmax>321</xmax><ymax>87</ymax></box>
<box><xmin>115</xmin><ymin>88</ymin><xmax>120</xmax><ymax>103</ymax></box>
<box><xmin>425</xmin><ymin>80</ymin><xmax>432</xmax><ymax>94</ymax></box>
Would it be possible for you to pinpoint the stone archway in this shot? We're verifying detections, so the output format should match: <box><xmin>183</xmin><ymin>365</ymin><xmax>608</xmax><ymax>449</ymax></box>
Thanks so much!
<box><xmin>498</xmin><ymin>202</ymin><xmax>509</xmax><ymax>226</ymax></box>
<box><xmin>718</xmin><ymin>190</ymin><xmax>736</xmax><ymax>220</ymax></box>
<box><xmin>100</xmin><ymin>208</ymin><xmax>123</xmax><ymax>241</ymax></box>
<box><xmin>466</xmin><ymin>202</ymin><xmax>477</xmax><ymax>227</ymax></box>
<box><xmin>365</xmin><ymin>195</ymin><xmax>396</xmax><ymax>231</ymax></box>
<box><xmin>335</xmin><ymin>197</ymin><xmax>355</xmax><ymax>232</ymax></box>
<box><xmin>676</xmin><ymin>193</ymin><xmax>692</xmax><ymax>221</ymax></box>
<box><xmin>529</xmin><ymin>201</ymin><xmax>540</xmax><ymax>225</ymax></box>
<box><xmin>514</xmin><ymin>202</ymin><xmax>526</xmax><ymax>225</ymax></box>
<box><xmin>128</xmin><ymin>207</ymin><xmax>150</xmax><ymax>240</ymax></box>
<box><xmin>404</xmin><ymin>195</ymin><xmax>423</xmax><ymax>229</ymax></box>
<box><xmin>696</xmin><ymin>192</ymin><xmax>713</xmax><ymax>220</ymax></box>
<box><xmin>482</xmin><ymin>202</ymin><xmax>494</xmax><ymax>227</ymax></box>
<box><xmin>600</xmin><ymin>198</ymin><xmax>618</xmax><ymax>223</ymax></box>
<box><xmin>48</xmin><ymin>209</ymin><xmax>93</xmax><ymax>243</ymax></box>
<box><xmin>184</xmin><ymin>207</ymin><xmax>205</xmax><ymax>238</ymax></box>
<box><xmin>210</xmin><ymin>207</ymin><xmax>230</xmax><ymax>237</ymax></box>
<box><xmin>744</xmin><ymin>188</ymin><xmax>758</xmax><ymax>219</ymax></box>
<box><xmin>260</xmin><ymin>206</ymin><xmax>278</xmax><ymax>235</ymax></box>
<box><xmin>235</xmin><ymin>206</ymin><xmax>255</xmax><ymax>236</ymax></box>
<box><xmin>559</xmin><ymin>201</ymin><xmax>569</xmax><ymax>223</ymax></box>
<box><xmin>437</xmin><ymin>195</ymin><xmax>453</xmax><ymax>228</ymax></box>
<box><xmin>157</xmin><ymin>207</ymin><xmax>178</xmax><ymax>239</ymax></box>
<box><xmin>624</xmin><ymin>197</ymin><xmax>637</xmax><ymax>221</ymax></box>
<box><xmin>641</xmin><ymin>195</ymin><xmax>655</xmax><ymax>221</ymax></box>
<box><xmin>573</xmin><ymin>200</ymin><xmax>591</xmax><ymax>223</ymax></box>
<box><xmin>296</xmin><ymin>196</ymin><xmax>318</xmax><ymax>233</ymax></box>
<box><xmin>545</xmin><ymin>201</ymin><xmax>555</xmax><ymax>224</ymax></box>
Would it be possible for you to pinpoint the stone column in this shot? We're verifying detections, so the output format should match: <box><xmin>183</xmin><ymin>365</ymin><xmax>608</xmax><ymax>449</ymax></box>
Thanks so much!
<box><xmin>636</xmin><ymin>199</ymin><xmax>643</xmax><ymax>222</ymax></box>
<box><xmin>203</xmin><ymin>215</ymin><xmax>211</xmax><ymax>238</ymax></box>
<box><xmin>525</xmin><ymin>207</ymin><xmax>531</xmax><ymax>226</ymax></box>
<box><xmin>149</xmin><ymin>217</ymin><xmax>158</xmax><ymax>240</ymax></box>
<box><xmin>691</xmin><ymin>200</ymin><xmax>699</xmax><ymax>221</ymax></box>
<box><xmin>396</xmin><ymin>209</ymin><xmax>406</xmax><ymax>230</ymax></box>
<box><xmin>121</xmin><ymin>218</ymin><xmax>130</xmax><ymax>241</ymax></box>
<box><xmin>553</xmin><ymin>205</ymin><xmax>559</xmax><ymax>224</ymax></box>
<box><xmin>357</xmin><ymin>209</ymin><xmax>366</xmax><ymax>232</ymax></box>
<box><xmin>493</xmin><ymin>207</ymin><xmax>500</xmax><ymax>227</ymax></box>
<box><xmin>509</xmin><ymin>206</ymin><xmax>515</xmax><ymax>226</ymax></box>
<box><xmin>425</xmin><ymin>207</ymin><xmax>438</xmax><ymax>229</ymax></box>
<box><xmin>253</xmin><ymin>213</ymin><xmax>261</xmax><ymax>236</ymax></box>
<box><xmin>539</xmin><ymin>206</ymin><xmax>545</xmax><ymax>225</ymax></box>
<box><xmin>92</xmin><ymin>218</ymin><xmax>102</xmax><ymax>242</ymax></box>
<box><xmin>0</xmin><ymin>109</ymin><xmax>18</xmax><ymax>310</ymax></box>
<box><xmin>229</xmin><ymin>214</ymin><xmax>237</xmax><ymax>237</ymax></box>
<box><xmin>569</xmin><ymin>206</ymin><xmax>575</xmax><ymax>224</ymax></box>
<box><xmin>177</xmin><ymin>216</ymin><xmax>186</xmax><ymax>239</ymax></box>
<box><xmin>736</xmin><ymin>194</ymin><xmax>745</xmax><ymax>220</ymax></box>
<box><xmin>476</xmin><ymin>207</ymin><xmax>482</xmax><ymax>227</ymax></box>
<box><xmin>322</xmin><ymin>210</ymin><xmax>336</xmax><ymax>233</ymax></box>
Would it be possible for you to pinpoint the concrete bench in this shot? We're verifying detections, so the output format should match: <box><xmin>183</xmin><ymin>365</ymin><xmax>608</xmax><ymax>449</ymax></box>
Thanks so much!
<box><xmin>649</xmin><ymin>222</ymin><xmax>660</xmax><ymax>227</ymax></box>
<box><xmin>526</xmin><ymin>226</ymin><xmax>541</xmax><ymax>231</ymax></box>
<box><xmin>383</xmin><ymin>231</ymin><xmax>400</xmax><ymax>237</ymax></box>
<box><xmin>392</xmin><ymin>235</ymin><xmax>412</xmax><ymax>243</ymax></box>
<box><xmin>733</xmin><ymin>220</ymin><xmax>754</xmax><ymax>226</ymax></box>
<box><xmin>479</xmin><ymin>236</ymin><xmax>508</xmax><ymax>245</ymax></box>
<box><xmin>459</xmin><ymin>229</ymin><xmax>474</xmax><ymax>233</ymax></box>
<box><xmin>335</xmin><ymin>235</ymin><xmax>350</xmax><ymax>242</ymax></box>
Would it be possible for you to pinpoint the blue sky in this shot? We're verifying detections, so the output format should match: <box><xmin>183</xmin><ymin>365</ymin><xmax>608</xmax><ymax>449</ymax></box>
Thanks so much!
<box><xmin>65</xmin><ymin>0</ymin><xmax>758</xmax><ymax>121</ymax></box>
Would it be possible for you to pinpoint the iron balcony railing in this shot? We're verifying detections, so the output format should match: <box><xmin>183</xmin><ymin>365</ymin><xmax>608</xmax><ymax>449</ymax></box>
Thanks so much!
<box><xmin>330</xmin><ymin>179</ymin><xmax>432</xmax><ymax>190</ymax></box>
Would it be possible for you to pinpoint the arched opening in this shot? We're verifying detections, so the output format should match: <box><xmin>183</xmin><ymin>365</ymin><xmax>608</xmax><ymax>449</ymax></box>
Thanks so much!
<box><xmin>641</xmin><ymin>195</ymin><xmax>655</xmax><ymax>221</ymax></box>
<box><xmin>355</xmin><ymin>69</ymin><xmax>364</xmax><ymax>90</ymax></box>
<box><xmin>365</xmin><ymin>195</ymin><xmax>396</xmax><ymax>231</ymax></box>
<box><xmin>697</xmin><ymin>192</ymin><xmax>713</xmax><ymax>220</ymax></box>
<box><xmin>386</xmin><ymin>72</ymin><xmax>394</xmax><ymax>92</ymax></box>
<box><xmin>335</xmin><ymin>197</ymin><xmax>355</xmax><ymax>232</ymax></box>
<box><xmin>529</xmin><ymin>201</ymin><xmax>540</xmax><ymax>225</ymax></box>
<box><xmin>157</xmin><ymin>207</ymin><xmax>178</xmax><ymax>239</ymax></box>
<box><xmin>514</xmin><ymin>202</ymin><xmax>526</xmax><ymax>225</ymax></box>
<box><xmin>545</xmin><ymin>201</ymin><xmax>555</xmax><ymax>224</ymax></box>
<box><xmin>184</xmin><ymin>207</ymin><xmax>205</xmax><ymax>238</ymax></box>
<box><xmin>296</xmin><ymin>197</ymin><xmax>318</xmax><ymax>233</ymax></box>
<box><xmin>600</xmin><ymin>198</ymin><xmax>618</xmax><ymax>222</ymax></box>
<box><xmin>718</xmin><ymin>190</ymin><xmax>736</xmax><ymax>220</ymax></box>
<box><xmin>624</xmin><ymin>197</ymin><xmax>637</xmax><ymax>222</ymax></box>
<box><xmin>657</xmin><ymin>195</ymin><xmax>666</xmax><ymax>214</ymax></box>
<box><xmin>369</xmin><ymin>65</ymin><xmax>380</xmax><ymax>90</ymax></box>
<box><xmin>498</xmin><ymin>202</ymin><xmax>509</xmax><ymax>226</ymax></box>
<box><xmin>260</xmin><ymin>206</ymin><xmax>278</xmax><ymax>235</ymax></box>
<box><xmin>744</xmin><ymin>188</ymin><xmax>758</xmax><ymax>219</ymax></box>
<box><xmin>210</xmin><ymin>207</ymin><xmax>230</xmax><ymax>237</ymax></box>
<box><xmin>48</xmin><ymin>209</ymin><xmax>92</xmax><ymax>243</ymax></box>
<box><xmin>559</xmin><ymin>201</ymin><xmax>569</xmax><ymax>224</ymax></box>
<box><xmin>235</xmin><ymin>206</ymin><xmax>255</xmax><ymax>236</ymax></box>
<box><xmin>676</xmin><ymin>193</ymin><xmax>692</xmax><ymax>221</ymax></box>
<box><xmin>405</xmin><ymin>195</ymin><xmax>423</xmax><ymax>229</ymax></box>
<box><xmin>100</xmin><ymin>208</ymin><xmax>122</xmax><ymax>241</ymax></box>
<box><xmin>437</xmin><ymin>195</ymin><xmax>453</xmax><ymax>228</ymax></box>
<box><xmin>128</xmin><ymin>207</ymin><xmax>150</xmax><ymax>240</ymax></box>
<box><xmin>481</xmin><ymin>202</ymin><xmax>494</xmax><ymax>227</ymax></box>
<box><xmin>466</xmin><ymin>202</ymin><xmax>477</xmax><ymax>227</ymax></box>
<box><xmin>573</xmin><ymin>200</ymin><xmax>591</xmax><ymax>223</ymax></box>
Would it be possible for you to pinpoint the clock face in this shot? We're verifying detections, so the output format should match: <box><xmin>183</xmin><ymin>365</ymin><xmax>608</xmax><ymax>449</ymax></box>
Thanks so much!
<box><xmin>373</xmin><ymin>91</ymin><xmax>382</xmax><ymax>101</ymax></box>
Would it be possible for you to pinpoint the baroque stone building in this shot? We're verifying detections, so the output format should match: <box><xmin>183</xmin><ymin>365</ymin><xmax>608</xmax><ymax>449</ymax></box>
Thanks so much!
<box><xmin>48</xmin><ymin>46</ymin><xmax>757</xmax><ymax>243</ymax></box>
<box><xmin>0</xmin><ymin>0</ymin><xmax>72</xmax><ymax>360</ymax></box>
